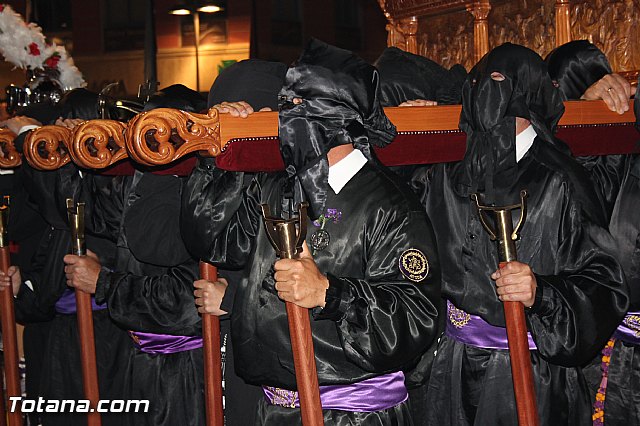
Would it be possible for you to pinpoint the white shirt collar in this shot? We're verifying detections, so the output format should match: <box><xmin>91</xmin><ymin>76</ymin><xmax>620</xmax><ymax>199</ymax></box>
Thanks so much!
<box><xmin>515</xmin><ymin>124</ymin><xmax>537</xmax><ymax>162</ymax></box>
<box><xmin>328</xmin><ymin>149</ymin><xmax>367</xmax><ymax>194</ymax></box>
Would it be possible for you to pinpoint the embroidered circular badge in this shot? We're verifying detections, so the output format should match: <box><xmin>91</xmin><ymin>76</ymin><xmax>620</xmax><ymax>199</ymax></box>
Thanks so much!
<box><xmin>399</xmin><ymin>248</ymin><xmax>429</xmax><ymax>282</ymax></box>
<box><xmin>310</xmin><ymin>229</ymin><xmax>330</xmax><ymax>253</ymax></box>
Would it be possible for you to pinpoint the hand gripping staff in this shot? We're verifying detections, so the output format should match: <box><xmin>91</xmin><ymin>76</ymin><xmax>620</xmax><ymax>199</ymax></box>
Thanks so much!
<box><xmin>199</xmin><ymin>261</ymin><xmax>224</xmax><ymax>426</ymax></box>
<box><xmin>471</xmin><ymin>190</ymin><xmax>539</xmax><ymax>426</ymax></box>
<box><xmin>261</xmin><ymin>202</ymin><xmax>324</xmax><ymax>426</ymax></box>
<box><xmin>0</xmin><ymin>197</ymin><xmax>22</xmax><ymax>426</ymax></box>
<box><xmin>66</xmin><ymin>199</ymin><xmax>102</xmax><ymax>426</ymax></box>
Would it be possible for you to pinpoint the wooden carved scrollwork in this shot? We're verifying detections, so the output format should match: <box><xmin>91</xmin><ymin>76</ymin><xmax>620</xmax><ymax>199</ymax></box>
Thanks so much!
<box><xmin>23</xmin><ymin>126</ymin><xmax>72</xmax><ymax>171</ymax></box>
<box><xmin>0</xmin><ymin>129</ymin><xmax>21</xmax><ymax>168</ymax></box>
<box><xmin>126</xmin><ymin>107</ymin><xmax>222</xmax><ymax>166</ymax></box>
<box><xmin>72</xmin><ymin>120</ymin><xmax>128</xmax><ymax>169</ymax></box>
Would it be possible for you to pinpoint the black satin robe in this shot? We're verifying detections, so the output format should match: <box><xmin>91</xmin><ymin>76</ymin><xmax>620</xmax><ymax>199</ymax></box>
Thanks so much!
<box><xmin>410</xmin><ymin>140</ymin><xmax>628</xmax><ymax>426</ymax></box>
<box><xmin>14</xmin><ymin>164</ymin><xmax>130</xmax><ymax>426</ymax></box>
<box><xmin>75</xmin><ymin>171</ymin><xmax>204</xmax><ymax>426</ymax></box>
<box><xmin>182</xmin><ymin>157</ymin><xmax>441</xmax><ymax>424</ymax></box>
<box><xmin>583</xmin><ymin>154</ymin><xmax>640</xmax><ymax>426</ymax></box>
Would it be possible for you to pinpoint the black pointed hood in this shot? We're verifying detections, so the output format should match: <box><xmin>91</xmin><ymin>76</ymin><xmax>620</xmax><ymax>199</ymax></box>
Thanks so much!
<box><xmin>278</xmin><ymin>39</ymin><xmax>396</xmax><ymax>219</ymax></box>
<box><xmin>456</xmin><ymin>43</ymin><xmax>565</xmax><ymax>204</ymax></box>
<box><xmin>207</xmin><ymin>59</ymin><xmax>287</xmax><ymax>110</ymax></box>
<box><xmin>545</xmin><ymin>40</ymin><xmax>612</xmax><ymax>101</ymax></box>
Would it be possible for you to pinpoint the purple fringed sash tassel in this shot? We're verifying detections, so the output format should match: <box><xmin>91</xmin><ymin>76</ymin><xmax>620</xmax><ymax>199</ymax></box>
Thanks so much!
<box><xmin>445</xmin><ymin>300</ymin><xmax>537</xmax><ymax>350</ymax></box>
<box><xmin>613</xmin><ymin>313</ymin><xmax>640</xmax><ymax>345</ymax></box>
<box><xmin>592</xmin><ymin>337</ymin><xmax>615</xmax><ymax>425</ymax></box>
<box><xmin>262</xmin><ymin>371</ymin><xmax>408</xmax><ymax>412</ymax></box>
<box><xmin>592</xmin><ymin>313</ymin><xmax>640</xmax><ymax>425</ymax></box>
<box><xmin>54</xmin><ymin>288</ymin><xmax>107</xmax><ymax>314</ymax></box>
<box><xmin>129</xmin><ymin>331</ymin><xmax>203</xmax><ymax>354</ymax></box>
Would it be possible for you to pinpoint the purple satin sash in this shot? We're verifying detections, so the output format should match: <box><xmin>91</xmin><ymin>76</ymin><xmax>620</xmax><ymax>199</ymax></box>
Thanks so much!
<box><xmin>614</xmin><ymin>312</ymin><xmax>640</xmax><ymax>345</ymax></box>
<box><xmin>55</xmin><ymin>288</ymin><xmax>107</xmax><ymax>314</ymax></box>
<box><xmin>445</xmin><ymin>300</ymin><xmax>537</xmax><ymax>350</ymax></box>
<box><xmin>262</xmin><ymin>371</ymin><xmax>408</xmax><ymax>412</ymax></box>
<box><xmin>129</xmin><ymin>331</ymin><xmax>203</xmax><ymax>354</ymax></box>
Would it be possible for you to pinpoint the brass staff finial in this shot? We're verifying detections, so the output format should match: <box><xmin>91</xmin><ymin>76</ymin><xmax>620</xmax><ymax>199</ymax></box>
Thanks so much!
<box><xmin>66</xmin><ymin>198</ymin><xmax>86</xmax><ymax>256</ymax></box>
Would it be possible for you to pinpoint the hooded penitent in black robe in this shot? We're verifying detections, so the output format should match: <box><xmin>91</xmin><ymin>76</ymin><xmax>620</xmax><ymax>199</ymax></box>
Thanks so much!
<box><xmin>582</xmin><ymin>80</ymin><xmax>640</xmax><ymax>426</ymax></box>
<box><xmin>408</xmin><ymin>43</ymin><xmax>628</xmax><ymax>426</ymax></box>
<box><xmin>206</xmin><ymin>58</ymin><xmax>288</xmax><ymax>425</ymax></box>
<box><xmin>73</xmin><ymin>86</ymin><xmax>205</xmax><ymax>426</ymax></box>
<box><xmin>182</xmin><ymin>40</ymin><xmax>441</xmax><ymax>426</ymax></box>
<box><xmin>546</xmin><ymin>40</ymin><xmax>629</xmax><ymax>218</ymax></box>
<box><xmin>13</xmin><ymin>89</ymin><xmax>131</xmax><ymax>426</ymax></box>
<box><xmin>375</xmin><ymin>47</ymin><xmax>466</xmax><ymax>106</ymax></box>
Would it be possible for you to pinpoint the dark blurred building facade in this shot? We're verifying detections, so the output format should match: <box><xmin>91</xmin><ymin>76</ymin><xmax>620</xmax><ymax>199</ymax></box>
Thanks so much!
<box><xmin>0</xmin><ymin>0</ymin><xmax>387</xmax><ymax>95</ymax></box>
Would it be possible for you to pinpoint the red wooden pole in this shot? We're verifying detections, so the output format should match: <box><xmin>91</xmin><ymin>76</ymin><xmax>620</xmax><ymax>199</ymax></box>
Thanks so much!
<box><xmin>285</xmin><ymin>302</ymin><xmax>323</xmax><ymax>426</ymax></box>
<box><xmin>0</xmin><ymin>246</ymin><xmax>22</xmax><ymax>426</ymax></box>
<box><xmin>500</xmin><ymin>262</ymin><xmax>539</xmax><ymax>426</ymax></box>
<box><xmin>67</xmin><ymin>200</ymin><xmax>101</xmax><ymax>426</ymax></box>
<box><xmin>75</xmin><ymin>290</ymin><xmax>101</xmax><ymax>426</ymax></box>
<box><xmin>199</xmin><ymin>262</ymin><xmax>224</xmax><ymax>426</ymax></box>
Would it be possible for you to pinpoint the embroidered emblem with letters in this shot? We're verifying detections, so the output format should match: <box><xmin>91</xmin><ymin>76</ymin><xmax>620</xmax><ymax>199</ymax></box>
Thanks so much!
<box><xmin>398</xmin><ymin>248</ymin><xmax>429</xmax><ymax>282</ymax></box>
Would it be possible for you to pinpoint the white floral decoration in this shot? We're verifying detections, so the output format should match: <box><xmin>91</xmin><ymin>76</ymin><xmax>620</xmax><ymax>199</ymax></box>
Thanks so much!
<box><xmin>0</xmin><ymin>3</ymin><xmax>86</xmax><ymax>90</ymax></box>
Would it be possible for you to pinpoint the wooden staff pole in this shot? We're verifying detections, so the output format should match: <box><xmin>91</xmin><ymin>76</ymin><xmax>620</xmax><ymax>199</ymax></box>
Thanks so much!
<box><xmin>261</xmin><ymin>204</ymin><xmax>324</xmax><ymax>426</ymax></box>
<box><xmin>472</xmin><ymin>191</ymin><xmax>539</xmax><ymax>426</ymax></box>
<box><xmin>0</xmin><ymin>197</ymin><xmax>22</xmax><ymax>426</ymax></box>
<box><xmin>66</xmin><ymin>199</ymin><xmax>102</xmax><ymax>426</ymax></box>
<box><xmin>199</xmin><ymin>262</ymin><xmax>224</xmax><ymax>426</ymax></box>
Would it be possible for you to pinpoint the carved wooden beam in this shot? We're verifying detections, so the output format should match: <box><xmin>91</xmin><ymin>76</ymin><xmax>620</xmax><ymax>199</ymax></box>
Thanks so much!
<box><xmin>466</xmin><ymin>0</ymin><xmax>491</xmax><ymax>63</ymax></box>
<box><xmin>555</xmin><ymin>0</ymin><xmax>571</xmax><ymax>47</ymax></box>
<box><xmin>23</xmin><ymin>126</ymin><xmax>72</xmax><ymax>171</ymax></box>
<box><xmin>15</xmin><ymin>100</ymin><xmax>637</xmax><ymax>171</ymax></box>
<box><xmin>124</xmin><ymin>100</ymin><xmax>635</xmax><ymax>166</ymax></box>
<box><xmin>125</xmin><ymin>107</ymin><xmax>222</xmax><ymax>166</ymax></box>
<box><xmin>71</xmin><ymin>120</ymin><xmax>128</xmax><ymax>169</ymax></box>
<box><xmin>0</xmin><ymin>129</ymin><xmax>21</xmax><ymax>169</ymax></box>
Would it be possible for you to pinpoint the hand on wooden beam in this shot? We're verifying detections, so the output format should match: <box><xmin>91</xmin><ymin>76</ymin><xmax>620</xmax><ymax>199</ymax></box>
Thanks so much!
<box><xmin>581</xmin><ymin>73</ymin><xmax>632</xmax><ymax>115</ymax></box>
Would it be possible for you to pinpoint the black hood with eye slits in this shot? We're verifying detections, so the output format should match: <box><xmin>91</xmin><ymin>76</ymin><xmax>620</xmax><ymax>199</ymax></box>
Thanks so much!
<box><xmin>455</xmin><ymin>43</ymin><xmax>565</xmax><ymax>204</ymax></box>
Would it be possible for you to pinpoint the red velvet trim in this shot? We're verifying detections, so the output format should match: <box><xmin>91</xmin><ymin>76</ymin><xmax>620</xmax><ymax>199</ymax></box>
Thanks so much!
<box><xmin>557</xmin><ymin>124</ymin><xmax>640</xmax><ymax>156</ymax></box>
<box><xmin>216</xmin><ymin>138</ymin><xmax>284</xmax><ymax>172</ymax></box>
<box><xmin>97</xmin><ymin>123</ymin><xmax>639</xmax><ymax>175</ymax></box>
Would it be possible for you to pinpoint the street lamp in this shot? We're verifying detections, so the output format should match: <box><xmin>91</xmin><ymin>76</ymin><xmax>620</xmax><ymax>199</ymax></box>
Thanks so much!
<box><xmin>169</xmin><ymin>1</ymin><xmax>224</xmax><ymax>92</ymax></box>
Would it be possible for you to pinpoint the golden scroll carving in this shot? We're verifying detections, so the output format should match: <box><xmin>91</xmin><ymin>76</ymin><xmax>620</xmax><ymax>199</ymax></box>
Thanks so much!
<box><xmin>125</xmin><ymin>107</ymin><xmax>222</xmax><ymax>166</ymax></box>
<box><xmin>71</xmin><ymin>120</ymin><xmax>127</xmax><ymax>169</ymax></box>
<box><xmin>0</xmin><ymin>129</ymin><xmax>21</xmax><ymax>168</ymax></box>
<box><xmin>23</xmin><ymin>126</ymin><xmax>72</xmax><ymax>171</ymax></box>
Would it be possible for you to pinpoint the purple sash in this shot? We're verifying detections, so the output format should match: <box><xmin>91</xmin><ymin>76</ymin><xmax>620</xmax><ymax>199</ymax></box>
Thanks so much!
<box><xmin>445</xmin><ymin>300</ymin><xmax>537</xmax><ymax>350</ymax></box>
<box><xmin>129</xmin><ymin>331</ymin><xmax>203</xmax><ymax>354</ymax></box>
<box><xmin>55</xmin><ymin>289</ymin><xmax>107</xmax><ymax>314</ymax></box>
<box><xmin>614</xmin><ymin>312</ymin><xmax>640</xmax><ymax>345</ymax></box>
<box><xmin>262</xmin><ymin>371</ymin><xmax>408</xmax><ymax>412</ymax></box>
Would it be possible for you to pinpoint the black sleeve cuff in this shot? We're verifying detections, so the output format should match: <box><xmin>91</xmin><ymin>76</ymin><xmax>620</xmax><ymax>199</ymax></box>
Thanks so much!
<box><xmin>313</xmin><ymin>273</ymin><xmax>352</xmax><ymax>322</ymax></box>
<box><xmin>95</xmin><ymin>267</ymin><xmax>116</xmax><ymax>305</ymax></box>
<box><xmin>218</xmin><ymin>277</ymin><xmax>237</xmax><ymax>319</ymax></box>
<box><xmin>527</xmin><ymin>274</ymin><xmax>553</xmax><ymax>316</ymax></box>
